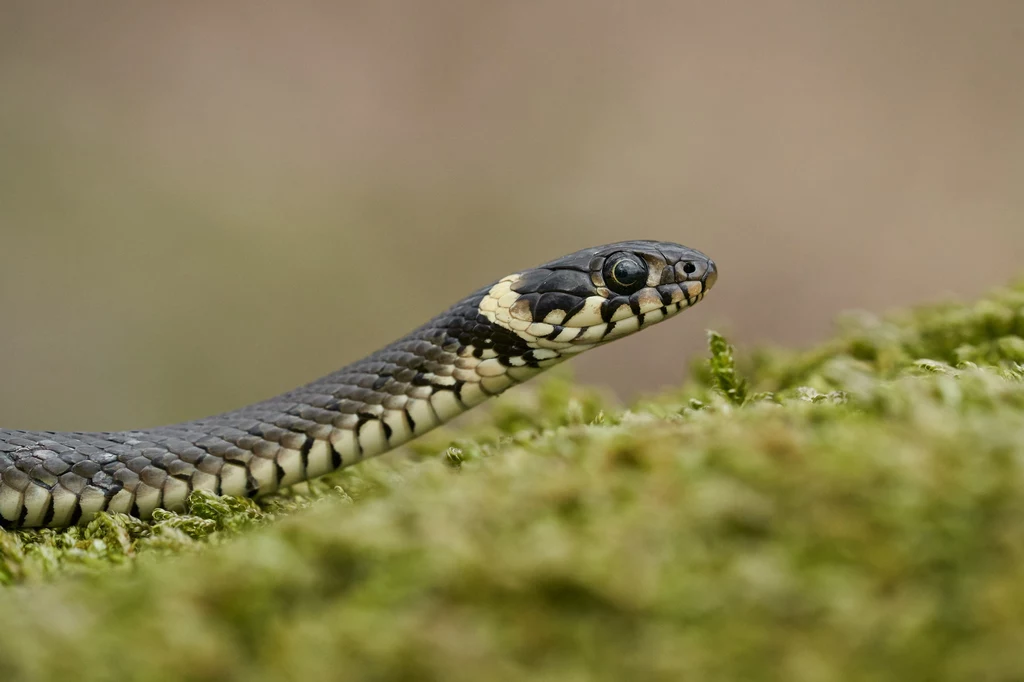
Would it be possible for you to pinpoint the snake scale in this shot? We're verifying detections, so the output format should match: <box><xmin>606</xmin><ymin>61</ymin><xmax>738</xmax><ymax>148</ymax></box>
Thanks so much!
<box><xmin>0</xmin><ymin>240</ymin><xmax>716</xmax><ymax>528</ymax></box>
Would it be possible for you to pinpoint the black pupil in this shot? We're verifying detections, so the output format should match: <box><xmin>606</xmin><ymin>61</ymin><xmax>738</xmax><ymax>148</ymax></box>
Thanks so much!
<box><xmin>602</xmin><ymin>252</ymin><xmax>649</xmax><ymax>295</ymax></box>
<box><xmin>683</xmin><ymin>262</ymin><xmax>696</xmax><ymax>274</ymax></box>
<box><xmin>614</xmin><ymin>259</ymin><xmax>638</xmax><ymax>282</ymax></box>
<box><xmin>612</xmin><ymin>258</ymin><xmax>643</xmax><ymax>286</ymax></box>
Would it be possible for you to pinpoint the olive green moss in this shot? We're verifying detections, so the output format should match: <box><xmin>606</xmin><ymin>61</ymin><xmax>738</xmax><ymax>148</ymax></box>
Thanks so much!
<box><xmin>2</xmin><ymin>280</ymin><xmax>1024</xmax><ymax>682</ymax></box>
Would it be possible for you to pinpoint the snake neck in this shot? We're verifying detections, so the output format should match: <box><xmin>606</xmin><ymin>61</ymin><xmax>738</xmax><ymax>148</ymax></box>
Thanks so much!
<box><xmin>231</xmin><ymin>288</ymin><xmax>551</xmax><ymax>466</ymax></box>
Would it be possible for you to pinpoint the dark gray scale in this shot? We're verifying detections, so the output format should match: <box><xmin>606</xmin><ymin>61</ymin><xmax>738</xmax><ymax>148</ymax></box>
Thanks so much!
<box><xmin>601</xmin><ymin>296</ymin><xmax>629</xmax><ymax>323</ymax></box>
<box><xmin>70</xmin><ymin>459</ymin><xmax>102</xmax><ymax>479</ymax></box>
<box><xmin>540</xmin><ymin>248</ymin><xmax>603</xmax><ymax>271</ymax></box>
<box><xmin>512</xmin><ymin>269</ymin><xmax>597</xmax><ymax>299</ymax></box>
<box><xmin>471</xmin><ymin>316</ymin><xmax>533</xmax><ymax>360</ymax></box>
<box><xmin>534</xmin><ymin>292</ymin><xmax>586</xmax><ymax>323</ymax></box>
<box><xmin>508</xmin><ymin>268</ymin><xmax>553</xmax><ymax>294</ymax></box>
<box><xmin>627</xmin><ymin>292</ymin><xmax>646</xmax><ymax>316</ymax></box>
<box><xmin>29</xmin><ymin>461</ymin><xmax>59</xmax><ymax>487</ymax></box>
<box><xmin>511</xmin><ymin>293</ymin><xmax>543</xmax><ymax>317</ymax></box>
<box><xmin>659</xmin><ymin>264</ymin><xmax>676</xmax><ymax>285</ymax></box>
<box><xmin>544</xmin><ymin>325</ymin><xmax>566</xmax><ymax>341</ymax></box>
<box><xmin>536</xmin><ymin>270</ymin><xmax>596</xmax><ymax>296</ymax></box>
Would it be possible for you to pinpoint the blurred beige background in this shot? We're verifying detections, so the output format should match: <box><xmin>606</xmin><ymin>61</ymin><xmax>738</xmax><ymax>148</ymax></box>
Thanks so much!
<box><xmin>1</xmin><ymin>2</ymin><xmax>1022</xmax><ymax>431</ymax></box>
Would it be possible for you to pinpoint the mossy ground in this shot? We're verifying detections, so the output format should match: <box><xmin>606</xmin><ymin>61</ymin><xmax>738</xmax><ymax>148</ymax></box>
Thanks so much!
<box><xmin>2</xmin><ymin>280</ymin><xmax>1024</xmax><ymax>682</ymax></box>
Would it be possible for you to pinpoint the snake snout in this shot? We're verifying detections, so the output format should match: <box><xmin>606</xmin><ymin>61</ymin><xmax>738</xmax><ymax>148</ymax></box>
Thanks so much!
<box><xmin>703</xmin><ymin>259</ymin><xmax>718</xmax><ymax>290</ymax></box>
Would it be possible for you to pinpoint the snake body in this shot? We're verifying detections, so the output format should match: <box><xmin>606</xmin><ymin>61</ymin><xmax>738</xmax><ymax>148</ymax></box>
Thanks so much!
<box><xmin>0</xmin><ymin>240</ymin><xmax>716</xmax><ymax>528</ymax></box>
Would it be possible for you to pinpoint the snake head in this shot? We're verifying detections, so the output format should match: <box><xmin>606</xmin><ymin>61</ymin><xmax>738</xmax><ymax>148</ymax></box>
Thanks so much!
<box><xmin>478</xmin><ymin>240</ymin><xmax>717</xmax><ymax>357</ymax></box>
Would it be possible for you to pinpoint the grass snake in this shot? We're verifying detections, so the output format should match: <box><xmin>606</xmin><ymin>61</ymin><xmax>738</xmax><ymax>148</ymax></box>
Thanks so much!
<box><xmin>0</xmin><ymin>240</ymin><xmax>717</xmax><ymax>528</ymax></box>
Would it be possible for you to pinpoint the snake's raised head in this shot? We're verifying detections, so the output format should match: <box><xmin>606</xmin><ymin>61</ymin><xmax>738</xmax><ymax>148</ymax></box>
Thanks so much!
<box><xmin>477</xmin><ymin>240</ymin><xmax>716</xmax><ymax>361</ymax></box>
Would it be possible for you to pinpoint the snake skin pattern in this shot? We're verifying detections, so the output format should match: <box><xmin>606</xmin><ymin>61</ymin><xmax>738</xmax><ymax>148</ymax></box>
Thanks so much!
<box><xmin>0</xmin><ymin>240</ymin><xmax>716</xmax><ymax>528</ymax></box>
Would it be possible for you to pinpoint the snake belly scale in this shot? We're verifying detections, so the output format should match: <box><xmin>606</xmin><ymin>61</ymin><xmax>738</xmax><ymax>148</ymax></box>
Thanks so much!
<box><xmin>0</xmin><ymin>240</ymin><xmax>717</xmax><ymax>528</ymax></box>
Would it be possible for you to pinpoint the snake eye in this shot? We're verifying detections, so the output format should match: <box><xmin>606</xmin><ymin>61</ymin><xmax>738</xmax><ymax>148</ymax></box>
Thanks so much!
<box><xmin>682</xmin><ymin>262</ymin><xmax>696</xmax><ymax>274</ymax></box>
<box><xmin>602</xmin><ymin>252</ymin><xmax>649</xmax><ymax>295</ymax></box>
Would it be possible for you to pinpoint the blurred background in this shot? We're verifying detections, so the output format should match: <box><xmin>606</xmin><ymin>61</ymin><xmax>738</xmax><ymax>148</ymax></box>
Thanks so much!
<box><xmin>1</xmin><ymin>2</ymin><xmax>1022</xmax><ymax>431</ymax></box>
